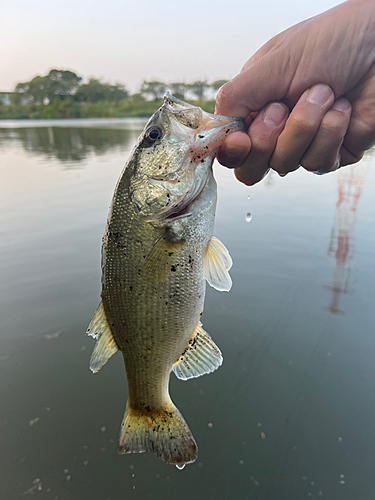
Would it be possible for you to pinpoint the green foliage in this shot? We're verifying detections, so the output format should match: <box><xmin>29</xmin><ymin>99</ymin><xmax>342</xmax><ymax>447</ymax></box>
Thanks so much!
<box><xmin>40</xmin><ymin>99</ymin><xmax>80</xmax><ymax>119</ymax></box>
<box><xmin>14</xmin><ymin>69</ymin><xmax>82</xmax><ymax>105</ymax></box>
<box><xmin>169</xmin><ymin>83</ymin><xmax>188</xmax><ymax>100</ymax></box>
<box><xmin>189</xmin><ymin>80</ymin><xmax>209</xmax><ymax>100</ymax></box>
<box><xmin>140</xmin><ymin>80</ymin><xmax>168</xmax><ymax>101</ymax></box>
<box><xmin>211</xmin><ymin>79</ymin><xmax>228</xmax><ymax>91</ymax></box>
<box><xmin>75</xmin><ymin>78</ymin><xmax>129</xmax><ymax>103</ymax></box>
<box><xmin>0</xmin><ymin>72</ymin><xmax>226</xmax><ymax>119</ymax></box>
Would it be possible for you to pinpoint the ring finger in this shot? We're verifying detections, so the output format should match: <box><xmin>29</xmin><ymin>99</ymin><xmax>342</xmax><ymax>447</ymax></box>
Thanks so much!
<box><xmin>300</xmin><ymin>97</ymin><xmax>352</xmax><ymax>174</ymax></box>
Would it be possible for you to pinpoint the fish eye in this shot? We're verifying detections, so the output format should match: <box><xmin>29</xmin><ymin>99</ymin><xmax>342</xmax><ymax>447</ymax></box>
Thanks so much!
<box><xmin>145</xmin><ymin>126</ymin><xmax>162</xmax><ymax>143</ymax></box>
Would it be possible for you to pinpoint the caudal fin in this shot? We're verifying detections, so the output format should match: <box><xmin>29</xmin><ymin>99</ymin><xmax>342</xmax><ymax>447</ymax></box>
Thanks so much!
<box><xmin>118</xmin><ymin>400</ymin><xmax>197</xmax><ymax>467</ymax></box>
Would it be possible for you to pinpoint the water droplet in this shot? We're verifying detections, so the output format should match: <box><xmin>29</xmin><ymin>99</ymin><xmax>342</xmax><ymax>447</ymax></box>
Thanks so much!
<box><xmin>257</xmin><ymin>422</ymin><xmax>262</xmax><ymax>427</ymax></box>
<box><xmin>302</xmin><ymin>476</ymin><xmax>308</xmax><ymax>481</ymax></box>
<box><xmin>207</xmin><ymin>422</ymin><xmax>213</xmax><ymax>428</ymax></box>
<box><xmin>100</xmin><ymin>426</ymin><xmax>106</xmax><ymax>433</ymax></box>
<box><xmin>83</xmin><ymin>460</ymin><xmax>89</xmax><ymax>466</ymax></box>
<box><xmin>66</xmin><ymin>475</ymin><xmax>71</xmax><ymax>482</ymax></box>
<box><xmin>340</xmin><ymin>474</ymin><xmax>345</xmax><ymax>479</ymax></box>
<box><xmin>338</xmin><ymin>436</ymin><xmax>343</xmax><ymax>442</ymax></box>
<box><xmin>340</xmin><ymin>480</ymin><xmax>346</xmax><ymax>485</ymax></box>
<box><xmin>245</xmin><ymin>212</ymin><xmax>252</xmax><ymax>222</ymax></box>
<box><xmin>247</xmin><ymin>195</ymin><xmax>251</xmax><ymax>200</ymax></box>
<box><xmin>155</xmin><ymin>473</ymin><xmax>160</xmax><ymax>478</ymax></box>
<box><xmin>239</xmin><ymin>460</ymin><xmax>244</xmax><ymax>465</ymax></box>
<box><xmin>133</xmin><ymin>485</ymin><xmax>136</xmax><ymax>490</ymax></box>
<box><xmin>310</xmin><ymin>481</ymin><xmax>315</xmax><ymax>486</ymax></box>
<box><xmin>260</xmin><ymin>432</ymin><xmax>266</xmax><ymax>439</ymax></box>
<box><xmin>176</xmin><ymin>464</ymin><xmax>185</xmax><ymax>470</ymax></box>
<box><xmin>131</xmin><ymin>473</ymin><xmax>135</xmax><ymax>478</ymax></box>
<box><xmin>63</xmin><ymin>469</ymin><xmax>68</xmax><ymax>474</ymax></box>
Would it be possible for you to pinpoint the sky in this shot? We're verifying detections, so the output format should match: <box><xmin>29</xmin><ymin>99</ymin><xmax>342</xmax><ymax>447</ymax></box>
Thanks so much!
<box><xmin>1</xmin><ymin>0</ymin><xmax>343</xmax><ymax>93</ymax></box>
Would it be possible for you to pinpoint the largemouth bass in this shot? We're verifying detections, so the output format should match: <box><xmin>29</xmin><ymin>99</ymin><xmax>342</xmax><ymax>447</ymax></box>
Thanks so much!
<box><xmin>87</xmin><ymin>93</ymin><xmax>244</xmax><ymax>468</ymax></box>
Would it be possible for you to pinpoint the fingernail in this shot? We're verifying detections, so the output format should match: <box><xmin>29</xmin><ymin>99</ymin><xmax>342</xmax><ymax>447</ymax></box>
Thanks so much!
<box><xmin>332</xmin><ymin>97</ymin><xmax>350</xmax><ymax>112</ymax></box>
<box><xmin>307</xmin><ymin>84</ymin><xmax>332</xmax><ymax>106</ymax></box>
<box><xmin>262</xmin><ymin>103</ymin><xmax>287</xmax><ymax>127</ymax></box>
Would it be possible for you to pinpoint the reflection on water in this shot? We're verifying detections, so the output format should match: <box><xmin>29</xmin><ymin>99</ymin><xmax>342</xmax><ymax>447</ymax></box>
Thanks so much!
<box><xmin>325</xmin><ymin>164</ymin><xmax>368</xmax><ymax>315</ymax></box>
<box><xmin>1</xmin><ymin>120</ymin><xmax>375</xmax><ymax>500</ymax></box>
<box><xmin>0</xmin><ymin>119</ymin><xmax>146</xmax><ymax>165</ymax></box>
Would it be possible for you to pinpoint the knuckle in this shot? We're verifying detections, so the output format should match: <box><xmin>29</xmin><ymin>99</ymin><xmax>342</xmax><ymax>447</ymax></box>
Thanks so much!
<box><xmin>269</xmin><ymin>157</ymin><xmax>288</xmax><ymax>176</ymax></box>
<box><xmin>301</xmin><ymin>154</ymin><xmax>336</xmax><ymax>173</ymax></box>
<box><xmin>320</xmin><ymin>112</ymin><xmax>348</xmax><ymax>137</ymax></box>
<box><xmin>250</xmin><ymin>133</ymin><xmax>273</xmax><ymax>156</ymax></box>
<box><xmin>341</xmin><ymin>146</ymin><xmax>364</xmax><ymax>166</ymax></box>
<box><xmin>216</xmin><ymin>82</ymin><xmax>234</xmax><ymax>108</ymax></box>
<box><xmin>288</xmin><ymin>114</ymin><xmax>317</xmax><ymax>134</ymax></box>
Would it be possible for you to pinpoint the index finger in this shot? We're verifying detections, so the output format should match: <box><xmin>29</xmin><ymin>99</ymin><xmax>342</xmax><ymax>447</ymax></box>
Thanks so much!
<box><xmin>215</xmin><ymin>52</ymin><xmax>291</xmax><ymax>118</ymax></box>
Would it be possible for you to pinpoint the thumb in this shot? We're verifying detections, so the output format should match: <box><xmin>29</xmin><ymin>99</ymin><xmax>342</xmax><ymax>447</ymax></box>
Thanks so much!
<box><xmin>215</xmin><ymin>48</ymin><xmax>297</xmax><ymax>118</ymax></box>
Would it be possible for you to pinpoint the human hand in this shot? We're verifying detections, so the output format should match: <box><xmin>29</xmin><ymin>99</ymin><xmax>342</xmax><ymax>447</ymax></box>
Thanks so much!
<box><xmin>215</xmin><ymin>0</ymin><xmax>375</xmax><ymax>185</ymax></box>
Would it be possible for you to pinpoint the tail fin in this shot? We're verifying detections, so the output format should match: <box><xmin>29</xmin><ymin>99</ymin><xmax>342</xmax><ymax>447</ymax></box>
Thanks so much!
<box><xmin>118</xmin><ymin>400</ymin><xmax>197</xmax><ymax>467</ymax></box>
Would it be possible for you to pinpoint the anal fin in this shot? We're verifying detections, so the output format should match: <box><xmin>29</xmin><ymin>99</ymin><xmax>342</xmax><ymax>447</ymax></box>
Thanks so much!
<box><xmin>86</xmin><ymin>301</ymin><xmax>119</xmax><ymax>373</ymax></box>
<box><xmin>173</xmin><ymin>322</ymin><xmax>223</xmax><ymax>380</ymax></box>
<box><xmin>204</xmin><ymin>236</ymin><xmax>233</xmax><ymax>292</ymax></box>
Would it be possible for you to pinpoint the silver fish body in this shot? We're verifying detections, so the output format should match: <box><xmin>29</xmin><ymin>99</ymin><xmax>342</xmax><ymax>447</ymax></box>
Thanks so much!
<box><xmin>87</xmin><ymin>93</ymin><xmax>244</xmax><ymax>467</ymax></box>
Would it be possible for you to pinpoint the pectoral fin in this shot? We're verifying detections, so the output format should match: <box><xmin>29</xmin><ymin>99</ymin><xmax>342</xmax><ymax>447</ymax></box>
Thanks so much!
<box><xmin>144</xmin><ymin>234</ymin><xmax>182</xmax><ymax>282</ymax></box>
<box><xmin>86</xmin><ymin>301</ymin><xmax>119</xmax><ymax>373</ymax></box>
<box><xmin>173</xmin><ymin>322</ymin><xmax>223</xmax><ymax>380</ymax></box>
<box><xmin>204</xmin><ymin>236</ymin><xmax>233</xmax><ymax>292</ymax></box>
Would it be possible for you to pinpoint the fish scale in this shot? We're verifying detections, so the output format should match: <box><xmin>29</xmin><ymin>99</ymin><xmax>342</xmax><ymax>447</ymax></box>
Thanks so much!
<box><xmin>87</xmin><ymin>93</ymin><xmax>245</xmax><ymax>467</ymax></box>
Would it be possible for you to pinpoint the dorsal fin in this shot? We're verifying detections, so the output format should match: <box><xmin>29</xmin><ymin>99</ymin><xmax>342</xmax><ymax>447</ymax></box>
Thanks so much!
<box><xmin>86</xmin><ymin>301</ymin><xmax>119</xmax><ymax>373</ymax></box>
<box><xmin>204</xmin><ymin>236</ymin><xmax>233</xmax><ymax>292</ymax></box>
<box><xmin>172</xmin><ymin>322</ymin><xmax>223</xmax><ymax>380</ymax></box>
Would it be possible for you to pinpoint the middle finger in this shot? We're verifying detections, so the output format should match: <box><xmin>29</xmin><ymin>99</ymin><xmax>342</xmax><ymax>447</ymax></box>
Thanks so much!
<box><xmin>270</xmin><ymin>84</ymin><xmax>335</xmax><ymax>175</ymax></box>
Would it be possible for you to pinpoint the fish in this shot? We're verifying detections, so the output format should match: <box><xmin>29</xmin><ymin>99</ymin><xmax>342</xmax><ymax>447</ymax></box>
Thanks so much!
<box><xmin>87</xmin><ymin>92</ymin><xmax>245</xmax><ymax>468</ymax></box>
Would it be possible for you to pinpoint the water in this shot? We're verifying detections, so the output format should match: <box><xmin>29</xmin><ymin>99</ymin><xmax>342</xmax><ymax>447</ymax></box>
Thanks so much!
<box><xmin>1</xmin><ymin>119</ymin><xmax>375</xmax><ymax>500</ymax></box>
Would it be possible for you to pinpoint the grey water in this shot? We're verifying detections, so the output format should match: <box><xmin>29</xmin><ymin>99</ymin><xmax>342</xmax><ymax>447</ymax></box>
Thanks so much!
<box><xmin>1</xmin><ymin>119</ymin><xmax>375</xmax><ymax>500</ymax></box>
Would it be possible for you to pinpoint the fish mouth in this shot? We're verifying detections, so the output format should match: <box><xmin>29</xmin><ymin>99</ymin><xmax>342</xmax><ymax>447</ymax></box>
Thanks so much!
<box><xmin>153</xmin><ymin>93</ymin><xmax>245</xmax><ymax>220</ymax></box>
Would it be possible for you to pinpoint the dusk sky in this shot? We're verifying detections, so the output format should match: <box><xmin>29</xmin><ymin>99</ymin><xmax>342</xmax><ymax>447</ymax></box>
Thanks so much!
<box><xmin>1</xmin><ymin>0</ymin><xmax>342</xmax><ymax>93</ymax></box>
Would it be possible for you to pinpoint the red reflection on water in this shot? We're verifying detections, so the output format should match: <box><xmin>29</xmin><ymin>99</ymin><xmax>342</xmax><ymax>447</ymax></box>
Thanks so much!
<box><xmin>325</xmin><ymin>163</ymin><xmax>368</xmax><ymax>315</ymax></box>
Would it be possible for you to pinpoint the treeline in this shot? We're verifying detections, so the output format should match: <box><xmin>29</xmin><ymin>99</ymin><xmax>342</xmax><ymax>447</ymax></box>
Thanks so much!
<box><xmin>0</xmin><ymin>69</ymin><xmax>227</xmax><ymax>119</ymax></box>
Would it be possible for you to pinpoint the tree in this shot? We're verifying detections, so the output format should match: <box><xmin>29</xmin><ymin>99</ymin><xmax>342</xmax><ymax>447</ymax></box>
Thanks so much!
<box><xmin>169</xmin><ymin>82</ymin><xmax>188</xmax><ymax>100</ymax></box>
<box><xmin>189</xmin><ymin>80</ymin><xmax>209</xmax><ymax>100</ymax></box>
<box><xmin>140</xmin><ymin>80</ymin><xmax>167</xmax><ymax>101</ymax></box>
<box><xmin>75</xmin><ymin>78</ymin><xmax>129</xmax><ymax>102</ymax></box>
<box><xmin>211</xmin><ymin>79</ymin><xmax>228</xmax><ymax>91</ymax></box>
<box><xmin>47</xmin><ymin>70</ymin><xmax>82</xmax><ymax>100</ymax></box>
<box><xmin>14</xmin><ymin>69</ymin><xmax>82</xmax><ymax>104</ymax></box>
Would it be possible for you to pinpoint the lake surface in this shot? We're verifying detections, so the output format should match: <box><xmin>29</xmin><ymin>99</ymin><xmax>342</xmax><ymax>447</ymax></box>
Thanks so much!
<box><xmin>1</xmin><ymin>119</ymin><xmax>374</xmax><ymax>500</ymax></box>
